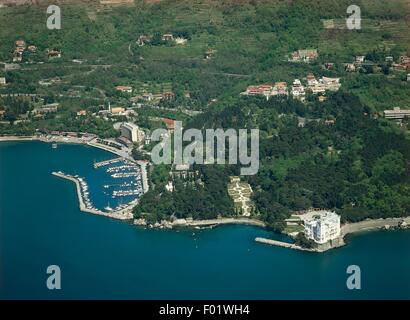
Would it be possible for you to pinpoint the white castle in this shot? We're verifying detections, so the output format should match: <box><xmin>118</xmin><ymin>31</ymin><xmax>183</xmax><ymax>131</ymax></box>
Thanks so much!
<box><xmin>304</xmin><ymin>210</ymin><xmax>341</xmax><ymax>244</ymax></box>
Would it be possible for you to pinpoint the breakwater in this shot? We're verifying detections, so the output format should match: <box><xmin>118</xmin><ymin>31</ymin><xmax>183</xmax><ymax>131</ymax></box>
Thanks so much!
<box><xmin>255</xmin><ymin>237</ymin><xmax>315</xmax><ymax>252</ymax></box>
<box><xmin>52</xmin><ymin>171</ymin><xmax>133</xmax><ymax>220</ymax></box>
<box><xmin>93</xmin><ymin>157</ymin><xmax>123</xmax><ymax>168</ymax></box>
<box><xmin>255</xmin><ymin>236</ymin><xmax>346</xmax><ymax>252</ymax></box>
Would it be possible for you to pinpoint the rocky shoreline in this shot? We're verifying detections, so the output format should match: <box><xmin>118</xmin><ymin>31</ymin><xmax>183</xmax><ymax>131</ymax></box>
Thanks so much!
<box><xmin>133</xmin><ymin>217</ymin><xmax>266</xmax><ymax>230</ymax></box>
<box><xmin>341</xmin><ymin>217</ymin><xmax>410</xmax><ymax>236</ymax></box>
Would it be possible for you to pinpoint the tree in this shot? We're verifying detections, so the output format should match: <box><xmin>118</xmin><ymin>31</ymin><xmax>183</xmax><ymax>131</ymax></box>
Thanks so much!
<box><xmin>132</xmin><ymin>146</ymin><xmax>149</xmax><ymax>161</ymax></box>
<box><xmin>295</xmin><ymin>232</ymin><xmax>315</xmax><ymax>248</ymax></box>
<box><xmin>372</xmin><ymin>151</ymin><xmax>405</xmax><ymax>185</ymax></box>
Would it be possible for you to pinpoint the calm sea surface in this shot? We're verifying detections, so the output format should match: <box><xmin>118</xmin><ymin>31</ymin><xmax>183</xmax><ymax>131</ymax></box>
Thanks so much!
<box><xmin>1</xmin><ymin>141</ymin><xmax>409</xmax><ymax>299</ymax></box>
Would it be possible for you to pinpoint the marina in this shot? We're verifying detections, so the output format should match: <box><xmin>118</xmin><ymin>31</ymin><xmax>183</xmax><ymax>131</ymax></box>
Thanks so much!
<box><xmin>52</xmin><ymin>171</ymin><xmax>134</xmax><ymax>220</ymax></box>
<box><xmin>0</xmin><ymin>135</ymin><xmax>150</xmax><ymax>197</ymax></box>
<box><xmin>111</xmin><ymin>171</ymin><xmax>140</xmax><ymax>178</ymax></box>
<box><xmin>99</xmin><ymin>159</ymin><xmax>144</xmax><ymax>200</ymax></box>
<box><xmin>50</xmin><ymin>151</ymin><xmax>144</xmax><ymax>219</ymax></box>
<box><xmin>106</xmin><ymin>164</ymin><xmax>137</xmax><ymax>173</ymax></box>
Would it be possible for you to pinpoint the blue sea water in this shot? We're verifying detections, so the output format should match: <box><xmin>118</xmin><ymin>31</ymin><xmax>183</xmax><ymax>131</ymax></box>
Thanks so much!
<box><xmin>0</xmin><ymin>141</ymin><xmax>410</xmax><ymax>299</ymax></box>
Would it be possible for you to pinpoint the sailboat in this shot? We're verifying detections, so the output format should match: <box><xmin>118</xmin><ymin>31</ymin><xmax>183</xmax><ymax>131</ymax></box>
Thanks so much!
<box><xmin>104</xmin><ymin>202</ymin><xmax>113</xmax><ymax>212</ymax></box>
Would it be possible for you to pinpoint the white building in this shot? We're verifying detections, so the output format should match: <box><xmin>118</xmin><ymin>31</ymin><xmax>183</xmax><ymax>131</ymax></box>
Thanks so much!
<box><xmin>115</xmin><ymin>86</ymin><xmax>132</xmax><ymax>93</ymax></box>
<box><xmin>384</xmin><ymin>107</ymin><xmax>410</xmax><ymax>120</ymax></box>
<box><xmin>304</xmin><ymin>210</ymin><xmax>341</xmax><ymax>244</ymax></box>
<box><xmin>355</xmin><ymin>55</ymin><xmax>365</xmax><ymax>64</ymax></box>
<box><xmin>306</xmin><ymin>74</ymin><xmax>318</xmax><ymax>87</ymax></box>
<box><xmin>306</xmin><ymin>74</ymin><xmax>341</xmax><ymax>94</ymax></box>
<box><xmin>175</xmin><ymin>37</ymin><xmax>187</xmax><ymax>45</ymax></box>
<box><xmin>321</xmin><ymin>77</ymin><xmax>341</xmax><ymax>91</ymax></box>
<box><xmin>120</xmin><ymin>122</ymin><xmax>145</xmax><ymax>144</ymax></box>
<box><xmin>165</xmin><ymin>181</ymin><xmax>174</xmax><ymax>192</ymax></box>
<box><xmin>0</xmin><ymin>77</ymin><xmax>6</xmax><ymax>85</ymax></box>
<box><xmin>291</xmin><ymin>79</ymin><xmax>306</xmax><ymax>101</ymax></box>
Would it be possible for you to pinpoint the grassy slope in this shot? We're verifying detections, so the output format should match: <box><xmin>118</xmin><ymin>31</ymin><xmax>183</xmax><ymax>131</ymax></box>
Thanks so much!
<box><xmin>0</xmin><ymin>0</ymin><xmax>409</xmax><ymax>109</ymax></box>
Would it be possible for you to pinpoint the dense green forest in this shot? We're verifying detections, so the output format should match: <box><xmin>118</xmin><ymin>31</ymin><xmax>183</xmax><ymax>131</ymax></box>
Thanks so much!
<box><xmin>134</xmin><ymin>164</ymin><xmax>236</xmax><ymax>222</ymax></box>
<box><xmin>136</xmin><ymin>91</ymin><xmax>410</xmax><ymax>228</ymax></box>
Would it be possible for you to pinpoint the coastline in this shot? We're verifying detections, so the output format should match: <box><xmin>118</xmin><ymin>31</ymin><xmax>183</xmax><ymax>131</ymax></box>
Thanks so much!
<box><xmin>257</xmin><ymin>216</ymin><xmax>410</xmax><ymax>253</ymax></box>
<box><xmin>0</xmin><ymin>135</ymin><xmax>130</xmax><ymax>158</ymax></box>
<box><xmin>0</xmin><ymin>135</ymin><xmax>39</xmax><ymax>141</ymax></box>
<box><xmin>0</xmin><ymin>134</ymin><xmax>149</xmax><ymax>193</ymax></box>
<box><xmin>0</xmin><ymin>135</ymin><xmax>147</xmax><ymax>220</ymax></box>
<box><xmin>135</xmin><ymin>214</ymin><xmax>410</xmax><ymax>253</ymax></box>
<box><xmin>134</xmin><ymin>216</ymin><xmax>266</xmax><ymax>229</ymax></box>
<box><xmin>341</xmin><ymin>217</ymin><xmax>410</xmax><ymax>236</ymax></box>
<box><xmin>2</xmin><ymin>135</ymin><xmax>410</xmax><ymax>252</ymax></box>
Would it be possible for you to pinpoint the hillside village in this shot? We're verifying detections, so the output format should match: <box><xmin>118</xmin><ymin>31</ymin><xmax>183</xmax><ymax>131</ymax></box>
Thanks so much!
<box><xmin>241</xmin><ymin>74</ymin><xmax>341</xmax><ymax>102</ymax></box>
<box><xmin>1</xmin><ymin>36</ymin><xmax>410</xmax><ymax>153</ymax></box>
<box><xmin>1</xmin><ymin>27</ymin><xmax>409</xmax><ymax>131</ymax></box>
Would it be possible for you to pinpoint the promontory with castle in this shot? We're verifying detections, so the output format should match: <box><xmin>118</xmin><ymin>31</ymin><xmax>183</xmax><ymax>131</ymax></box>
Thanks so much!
<box><xmin>0</xmin><ymin>0</ymin><xmax>409</xmax><ymax>255</ymax></box>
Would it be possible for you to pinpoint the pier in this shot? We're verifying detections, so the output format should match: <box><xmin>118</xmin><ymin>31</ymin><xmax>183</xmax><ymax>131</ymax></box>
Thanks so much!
<box><xmin>52</xmin><ymin>172</ymin><xmax>133</xmax><ymax>220</ymax></box>
<box><xmin>255</xmin><ymin>237</ymin><xmax>318</xmax><ymax>252</ymax></box>
<box><xmin>136</xmin><ymin>160</ymin><xmax>149</xmax><ymax>193</ymax></box>
<box><xmin>93</xmin><ymin>157</ymin><xmax>123</xmax><ymax>169</ymax></box>
<box><xmin>87</xmin><ymin>140</ymin><xmax>149</xmax><ymax>193</ymax></box>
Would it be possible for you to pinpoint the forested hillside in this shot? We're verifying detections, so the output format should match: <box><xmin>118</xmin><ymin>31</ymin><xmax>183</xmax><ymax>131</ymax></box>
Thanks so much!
<box><xmin>1</xmin><ymin>0</ymin><xmax>409</xmax><ymax>107</ymax></box>
<box><xmin>137</xmin><ymin>90</ymin><xmax>409</xmax><ymax>229</ymax></box>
